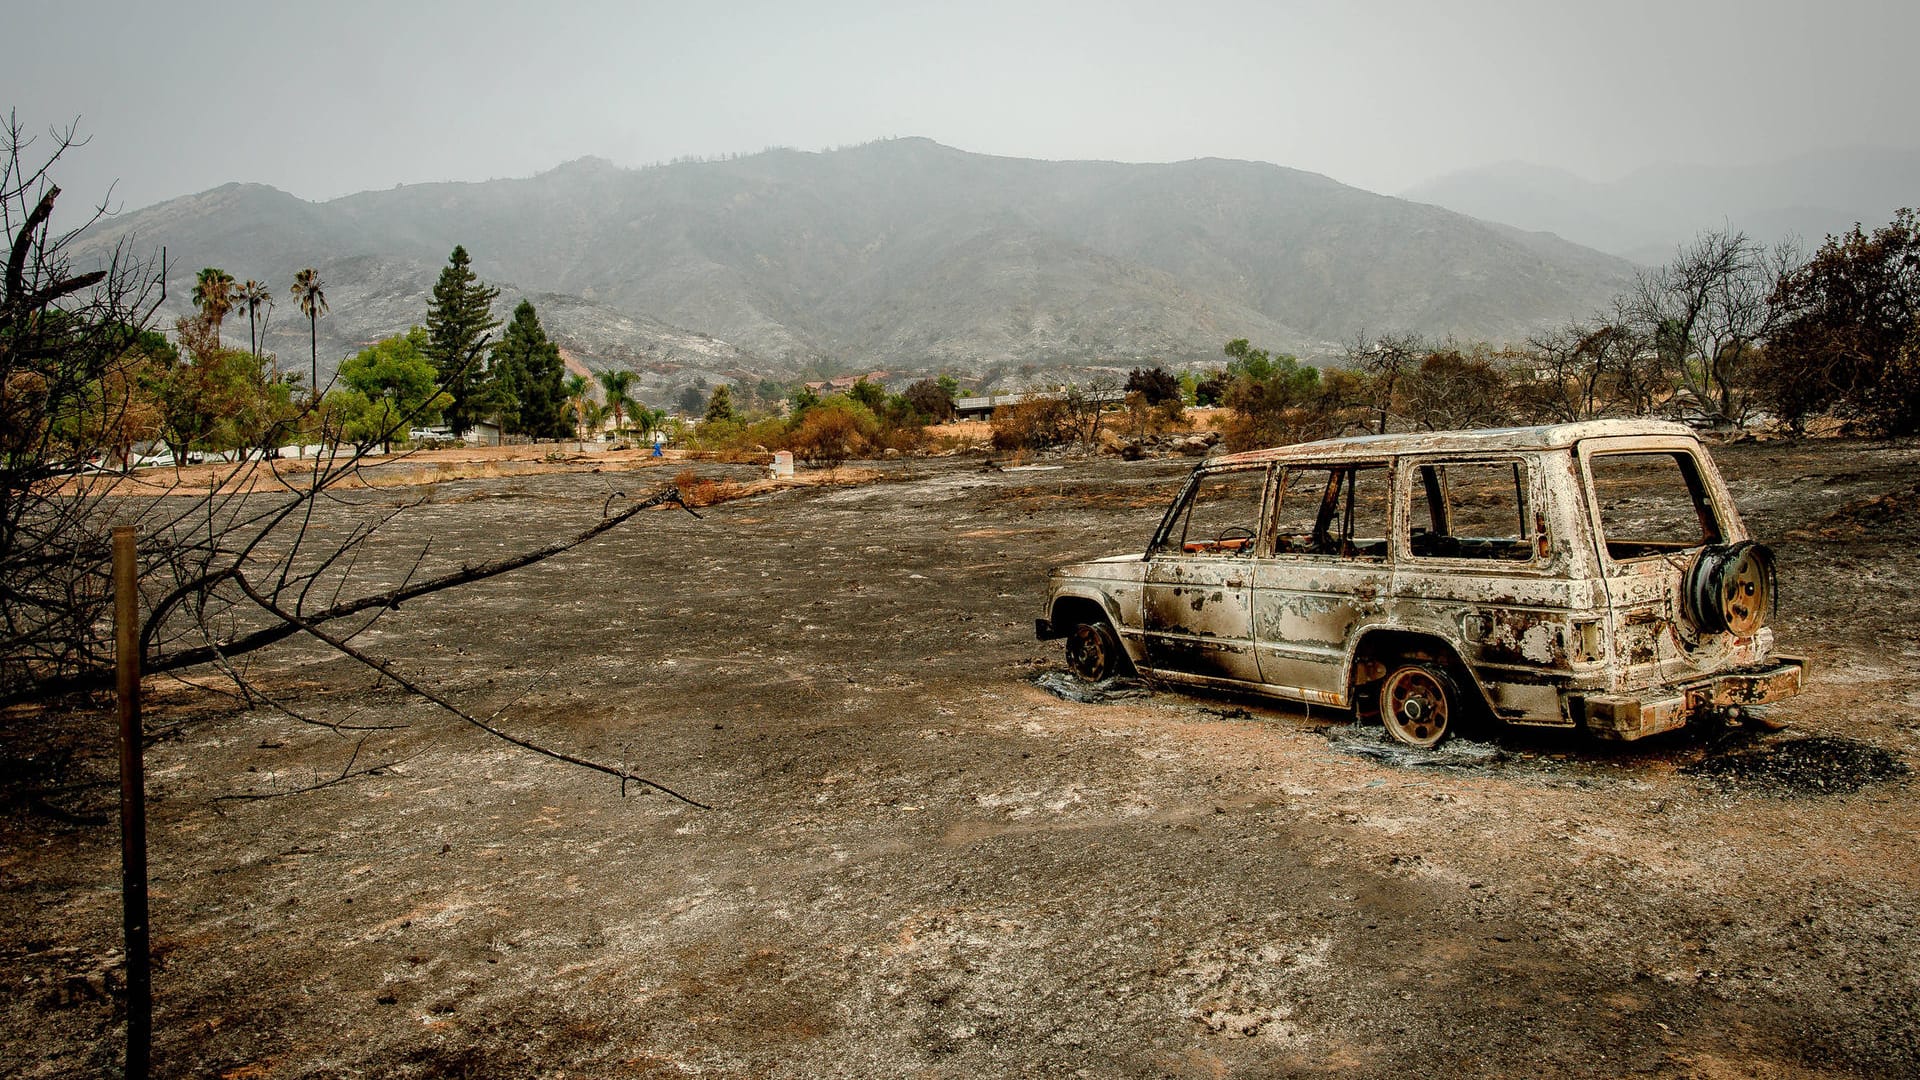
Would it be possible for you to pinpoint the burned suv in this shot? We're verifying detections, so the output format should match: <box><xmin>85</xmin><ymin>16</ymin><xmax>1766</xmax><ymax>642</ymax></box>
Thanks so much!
<box><xmin>1037</xmin><ymin>420</ymin><xmax>1803</xmax><ymax>747</ymax></box>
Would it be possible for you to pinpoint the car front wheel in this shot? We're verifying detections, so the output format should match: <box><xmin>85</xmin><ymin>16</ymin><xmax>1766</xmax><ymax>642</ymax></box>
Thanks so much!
<box><xmin>1065</xmin><ymin>620</ymin><xmax>1124</xmax><ymax>682</ymax></box>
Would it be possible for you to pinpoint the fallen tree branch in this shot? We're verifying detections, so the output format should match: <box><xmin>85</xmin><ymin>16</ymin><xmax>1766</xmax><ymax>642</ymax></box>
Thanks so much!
<box><xmin>144</xmin><ymin>484</ymin><xmax>695</xmax><ymax>666</ymax></box>
<box><xmin>212</xmin><ymin>736</ymin><xmax>417</xmax><ymax>802</ymax></box>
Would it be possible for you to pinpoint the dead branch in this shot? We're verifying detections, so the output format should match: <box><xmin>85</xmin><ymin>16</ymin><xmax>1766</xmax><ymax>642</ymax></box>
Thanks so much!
<box><xmin>147</xmin><ymin>484</ymin><xmax>695</xmax><ymax>669</ymax></box>
<box><xmin>211</xmin><ymin>736</ymin><xmax>416</xmax><ymax>802</ymax></box>
<box><xmin>185</xmin><ymin>641</ymin><xmax>405</xmax><ymax>734</ymax></box>
<box><xmin>8</xmin><ymin>485</ymin><xmax>695</xmax><ymax>707</ymax></box>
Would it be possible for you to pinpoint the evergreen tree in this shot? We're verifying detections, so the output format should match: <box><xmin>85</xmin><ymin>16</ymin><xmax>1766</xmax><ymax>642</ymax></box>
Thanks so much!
<box><xmin>492</xmin><ymin>300</ymin><xmax>570</xmax><ymax>438</ymax></box>
<box><xmin>676</xmin><ymin>382</ymin><xmax>706</xmax><ymax>416</ymax></box>
<box><xmin>704</xmin><ymin>384</ymin><xmax>736</xmax><ymax>423</ymax></box>
<box><xmin>491</xmin><ymin>348</ymin><xmax>525</xmax><ymax>434</ymax></box>
<box><xmin>423</xmin><ymin>245</ymin><xmax>500</xmax><ymax>435</ymax></box>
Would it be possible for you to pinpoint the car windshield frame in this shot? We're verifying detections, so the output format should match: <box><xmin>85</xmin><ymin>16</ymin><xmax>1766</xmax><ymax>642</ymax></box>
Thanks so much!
<box><xmin>1148</xmin><ymin>463</ymin><xmax>1271</xmax><ymax>557</ymax></box>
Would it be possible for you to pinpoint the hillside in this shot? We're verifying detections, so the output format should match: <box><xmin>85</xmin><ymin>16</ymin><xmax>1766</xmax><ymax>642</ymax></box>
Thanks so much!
<box><xmin>74</xmin><ymin>139</ymin><xmax>1635</xmax><ymax>388</ymax></box>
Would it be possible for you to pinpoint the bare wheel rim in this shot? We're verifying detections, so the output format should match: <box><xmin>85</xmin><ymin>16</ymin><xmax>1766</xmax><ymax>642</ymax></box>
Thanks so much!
<box><xmin>1722</xmin><ymin>548</ymin><xmax>1771</xmax><ymax>635</ymax></box>
<box><xmin>1066</xmin><ymin>623</ymin><xmax>1116</xmax><ymax>681</ymax></box>
<box><xmin>1381</xmin><ymin>666</ymin><xmax>1451</xmax><ymax>748</ymax></box>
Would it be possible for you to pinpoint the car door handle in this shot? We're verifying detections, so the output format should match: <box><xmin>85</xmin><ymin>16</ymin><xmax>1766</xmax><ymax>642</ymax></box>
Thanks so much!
<box><xmin>1226</xmin><ymin>578</ymin><xmax>1246</xmax><ymax>589</ymax></box>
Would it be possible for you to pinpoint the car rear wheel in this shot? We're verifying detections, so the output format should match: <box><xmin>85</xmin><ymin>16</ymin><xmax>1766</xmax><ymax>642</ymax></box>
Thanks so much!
<box><xmin>1065</xmin><ymin>619</ymin><xmax>1124</xmax><ymax>682</ymax></box>
<box><xmin>1379</xmin><ymin>662</ymin><xmax>1457</xmax><ymax>749</ymax></box>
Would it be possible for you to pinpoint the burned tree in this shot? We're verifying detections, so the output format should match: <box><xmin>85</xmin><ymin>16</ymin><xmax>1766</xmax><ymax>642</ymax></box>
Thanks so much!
<box><xmin>2</xmin><ymin>117</ymin><xmax>702</xmax><ymax>807</ymax></box>
<box><xmin>1344</xmin><ymin>331</ymin><xmax>1424</xmax><ymax>434</ymax></box>
<box><xmin>1</xmin><ymin>113</ymin><xmax>166</xmax><ymax>701</ymax></box>
<box><xmin>1517</xmin><ymin>306</ymin><xmax>1663</xmax><ymax>424</ymax></box>
<box><xmin>1627</xmin><ymin>228</ymin><xmax>1797</xmax><ymax>427</ymax></box>
<box><xmin>1759</xmin><ymin>209</ymin><xmax>1920</xmax><ymax>435</ymax></box>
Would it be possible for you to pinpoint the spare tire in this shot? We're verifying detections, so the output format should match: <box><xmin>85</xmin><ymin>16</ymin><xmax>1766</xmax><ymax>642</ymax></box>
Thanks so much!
<box><xmin>1684</xmin><ymin>541</ymin><xmax>1776</xmax><ymax>636</ymax></box>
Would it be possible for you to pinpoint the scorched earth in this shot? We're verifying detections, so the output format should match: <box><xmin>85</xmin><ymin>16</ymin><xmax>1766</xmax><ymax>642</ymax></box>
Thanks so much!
<box><xmin>2</xmin><ymin>437</ymin><xmax>1917</xmax><ymax>1078</ymax></box>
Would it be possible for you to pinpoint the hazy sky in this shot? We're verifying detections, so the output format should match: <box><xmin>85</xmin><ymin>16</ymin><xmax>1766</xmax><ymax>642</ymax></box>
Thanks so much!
<box><xmin>6</xmin><ymin>0</ymin><xmax>1917</xmax><ymax>213</ymax></box>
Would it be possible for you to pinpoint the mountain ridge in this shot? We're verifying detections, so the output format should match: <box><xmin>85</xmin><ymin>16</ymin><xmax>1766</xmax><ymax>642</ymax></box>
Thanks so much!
<box><xmin>73</xmin><ymin>139</ymin><xmax>1635</xmax><ymax>395</ymax></box>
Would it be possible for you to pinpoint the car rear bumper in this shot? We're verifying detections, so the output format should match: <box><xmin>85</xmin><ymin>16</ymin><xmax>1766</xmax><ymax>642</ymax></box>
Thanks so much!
<box><xmin>1578</xmin><ymin>656</ymin><xmax>1806</xmax><ymax>740</ymax></box>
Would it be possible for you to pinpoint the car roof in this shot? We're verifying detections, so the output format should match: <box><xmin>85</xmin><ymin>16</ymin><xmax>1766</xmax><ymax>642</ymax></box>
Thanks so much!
<box><xmin>1207</xmin><ymin>419</ymin><xmax>1702</xmax><ymax>466</ymax></box>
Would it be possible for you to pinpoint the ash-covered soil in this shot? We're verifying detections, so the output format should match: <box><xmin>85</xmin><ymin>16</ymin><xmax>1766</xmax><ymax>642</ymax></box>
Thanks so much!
<box><xmin>4</xmin><ymin>439</ymin><xmax>1920</xmax><ymax>1078</ymax></box>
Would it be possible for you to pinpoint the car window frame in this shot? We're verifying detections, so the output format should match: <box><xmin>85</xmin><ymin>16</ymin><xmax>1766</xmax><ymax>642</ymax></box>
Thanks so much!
<box><xmin>1398</xmin><ymin>453</ymin><xmax>1548</xmax><ymax>568</ymax></box>
<box><xmin>1579</xmin><ymin>444</ymin><xmax>1726</xmax><ymax>566</ymax></box>
<box><xmin>1264</xmin><ymin>459</ymin><xmax>1394</xmax><ymax>562</ymax></box>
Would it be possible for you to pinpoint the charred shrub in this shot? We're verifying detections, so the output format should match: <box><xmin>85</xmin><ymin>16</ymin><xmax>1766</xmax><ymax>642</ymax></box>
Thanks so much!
<box><xmin>1126</xmin><ymin>366</ymin><xmax>1181</xmax><ymax>405</ymax></box>
<box><xmin>1121</xmin><ymin>391</ymin><xmax>1187</xmax><ymax>439</ymax></box>
<box><xmin>990</xmin><ymin>397</ymin><xmax>1074</xmax><ymax>450</ymax></box>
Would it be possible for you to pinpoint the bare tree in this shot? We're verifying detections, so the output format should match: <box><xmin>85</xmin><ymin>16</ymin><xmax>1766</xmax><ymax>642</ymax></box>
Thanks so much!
<box><xmin>3</xmin><ymin>117</ymin><xmax>702</xmax><ymax>806</ymax></box>
<box><xmin>1515</xmin><ymin>322</ymin><xmax>1596</xmax><ymax>423</ymax></box>
<box><xmin>1</xmin><ymin>113</ymin><xmax>167</xmax><ymax>699</ymax></box>
<box><xmin>1075</xmin><ymin>371</ymin><xmax>1126</xmax><ymax>450</ymax></box>
<box><xmin>1397</xmin><ymin>343</ymin><xmax>1514</xmax><ymax>431</ymax></box>
<box><xmin>1344</xmin><ymin>330</ymin><xmax>1424</xmax><ymax>434</ymax></box>
<box><xmin>1628</xmin><ymin>227</ymin><xmax>1799</xmax><ymax>426</ymax></box>
<box><xmin>1593</xmin><ymin>296</ymin><xmax>1669</xmax><ymax>418</ymax></box>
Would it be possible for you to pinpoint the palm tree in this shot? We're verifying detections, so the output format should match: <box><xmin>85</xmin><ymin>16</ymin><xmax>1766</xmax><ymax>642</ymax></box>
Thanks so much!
<box><xmin>192</xmin><ymin>267</ymin><xmax>238</xmax><ymax>344</ymax></box>
<box><xmin>236</xmin><ymin>279</ymin><xmax>273</xmax><ymax>355</ymax></box>
<box><xmin>597</xmin><ymin>369</ymin><xmax>635</xmax><ymax>435</ymax></box>
<box><xmin>632</xmin><ymin>405</ymin><xmax>667</xmax><ymax>443</ymax></box>
<box><xmin>563</xmin><ymin>373</ymin><xmax>592</xmax><ymax>438</ymax></box>
<box><xmin>290</xmin><ymin>268</ymin><xmax>328</xmax><ymax>396</ymax></box>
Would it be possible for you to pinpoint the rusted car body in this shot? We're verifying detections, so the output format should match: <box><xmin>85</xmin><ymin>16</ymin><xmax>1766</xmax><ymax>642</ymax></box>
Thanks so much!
<box><xmin>1037</xmin><ymin>420</ymin><xmax>1804</xmax><ymax>747</ymax></box>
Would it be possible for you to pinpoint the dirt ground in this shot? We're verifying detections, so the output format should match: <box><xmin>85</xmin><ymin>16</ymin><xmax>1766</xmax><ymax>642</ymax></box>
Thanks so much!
<box><xmin>3</xmin><ymin>437</ymin><xmax>1919</xmax><ymax>1078</ymax></box>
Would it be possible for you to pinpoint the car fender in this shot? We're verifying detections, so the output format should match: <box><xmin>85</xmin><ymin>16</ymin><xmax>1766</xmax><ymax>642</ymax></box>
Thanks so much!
<box><xmin>1347</xmin><ymin>618</ymin><xmax>1496</xmax><ymax>711</ymax></box>
<box><xmin>1047</xmin><ymin>585</ymin><xmax>1145</xmax><ymax>664</ymax></box>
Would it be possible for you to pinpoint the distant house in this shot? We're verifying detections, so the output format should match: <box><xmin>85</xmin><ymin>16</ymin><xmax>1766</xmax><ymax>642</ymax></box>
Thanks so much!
<box><xmin>462</xmin><ymin>420</ymin><xmax>504</xmax><ymax>447</ymax></box>
<box><xmin>952</xmin><ymin>388</ymin><xmax>1126</xmax><ymax>421</ymax></box>
<box><xmin>804</xmin><ymin>370</ymin><xmax>891</xmax><ymax>395</ymax></box>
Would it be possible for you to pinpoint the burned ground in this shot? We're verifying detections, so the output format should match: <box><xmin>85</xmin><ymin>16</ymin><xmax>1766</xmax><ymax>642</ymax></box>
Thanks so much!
<box><xmin>3</xmin><ymin>439</ymin><xmax>1919</xmax><ymax>1078</ymax></box>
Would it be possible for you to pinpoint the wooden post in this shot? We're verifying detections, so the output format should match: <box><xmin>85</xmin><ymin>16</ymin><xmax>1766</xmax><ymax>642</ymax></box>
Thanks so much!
<box><xmin>113</xmin><ymin>525</ymin><xmax>150</xmax><ymax>1079</ymax></box>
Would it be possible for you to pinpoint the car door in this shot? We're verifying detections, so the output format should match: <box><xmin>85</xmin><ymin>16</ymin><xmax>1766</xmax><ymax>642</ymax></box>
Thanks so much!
<box><xmin>1140</xmin><ymin>464</ymin><xmax>1268</xmax><ymax>684</ymax></box>
<box><xmin>1248</xmin><ymin>462</ymin><xmax>1393</xmax><ymax>703</ymax></box>
<box><xmin>1578</xmin><ymin>440</ymin><xmax>1736</xmax><ymax>688</ymax></box>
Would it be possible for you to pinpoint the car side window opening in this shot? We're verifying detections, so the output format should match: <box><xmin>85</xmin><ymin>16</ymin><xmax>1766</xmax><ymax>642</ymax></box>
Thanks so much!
<box><xmin>1270</xmin><ymin>465</ymin><xmax>1389</xmax><ymax>558</ymax></box>
<box><xmin>1163</xmin><ymin>468</ymin><xmax>1267</xmax><ymax>555</ymax></box>
<box><xmin>1408</xmin><ymin>460</ymin><xmax>1534</xmax><ymax>561</ymax></box>
<box><xmin>1587</xmin><ymin>451</ymin><xmax>1723</xmax><ymax>560</ymax></box>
